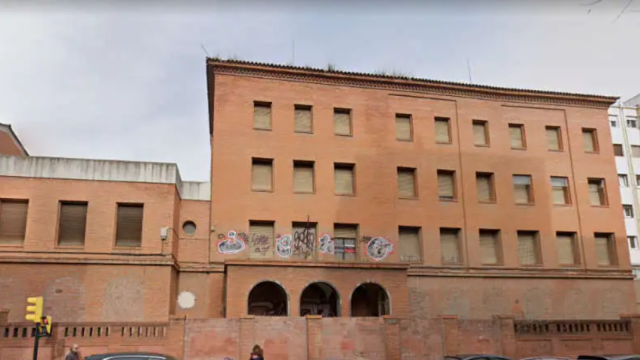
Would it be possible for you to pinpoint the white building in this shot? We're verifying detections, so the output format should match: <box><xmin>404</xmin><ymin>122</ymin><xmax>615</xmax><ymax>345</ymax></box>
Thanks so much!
<box><xmin>609</xmin><ymin>93</ymin><xmax>640</xmax><ymax>277</ymax></box>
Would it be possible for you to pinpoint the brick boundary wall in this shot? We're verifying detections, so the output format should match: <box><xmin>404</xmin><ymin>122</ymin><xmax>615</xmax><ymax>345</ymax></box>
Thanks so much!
<box><xmin>2</xmin><ymin>315</ymin><xmax>640</xmax><ymax>360</ymax></box>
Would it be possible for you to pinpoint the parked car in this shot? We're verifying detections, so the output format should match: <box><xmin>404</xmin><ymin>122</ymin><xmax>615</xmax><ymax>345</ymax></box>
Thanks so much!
<box><xmin>521</xmin><ymin>357</ymin><xmax>573</xmax><ymax>360</ymax></box>
<box><xmin>578</xmin><ymin>356</ymin><xmax>640</xmax><ymax>360</ymax></box>
<box><xmin>445</xmin><ymin>355</ymin><xmax>513</xmax><ymax>360</ymax></box>
<box><xmin>85</xmin><ymin>353</ymin><xmax>178</xmax><ymax>360</ymax></box>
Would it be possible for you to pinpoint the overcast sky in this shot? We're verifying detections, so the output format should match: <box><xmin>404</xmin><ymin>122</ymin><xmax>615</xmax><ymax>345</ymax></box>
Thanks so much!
<box><xmin>1</xmin><ymin>0</ymin><xmax>639</xmax><ymax>181</ymax></box>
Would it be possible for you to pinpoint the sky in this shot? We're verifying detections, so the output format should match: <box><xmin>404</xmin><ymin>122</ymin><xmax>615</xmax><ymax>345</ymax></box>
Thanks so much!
<box><xmin>0</xmin><ymin>0</ymin><xmax>639</xmax><ymax>181</ymax></box>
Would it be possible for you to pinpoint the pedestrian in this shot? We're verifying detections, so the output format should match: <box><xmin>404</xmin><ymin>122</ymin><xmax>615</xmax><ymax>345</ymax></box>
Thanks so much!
<box><xmin>65</xmin><ymin>344</ymin><xmax>81</xmax><ymax>360</ymax></box>
<box><xmin>249</xmin><ymin>344</ymin><xmax>264</xmax><ymax>360</ymax></box>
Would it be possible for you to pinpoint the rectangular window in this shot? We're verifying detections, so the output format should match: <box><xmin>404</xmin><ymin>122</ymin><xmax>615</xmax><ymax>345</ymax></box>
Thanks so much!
<box><xmin>293</xmin><ymin>161</ymin><xmax>314</xmax><ymax>193</ymax></box>
<box><xmin>292</xmin><ymin>222</ymin><xmax>317</xmax><ymax>260</ymax></box>
<box><xmin>294</xmin><ymin>105</ymin><xmax>313</xmax><ymax>133</ymax></box>
<box><xmin>435</xmin><ymin>117</ymin><xmax>451</xmax><ymax>143</ymax></box>
<box><xmin>595</xmin><ymin>232</ymin><xmax>616</xmax><ymax>266</ymax></box>
<box><xmin>632</xmin><ymin>146</ymin><xmax>640</xmax><ymax>158</ymax></box>
<box><xmin>545</xmin><ymin>126</ymin><xmax>562</xmax><ymax>151</ymax></box>
<box><xmin>513</xmin><ymin>175</ymin><xmax>533</xmax><ymax>204</ymax></box>
<box><xmin>627</xmin><ymin>116</ymin><xmax>638</xmax><ymax>128</ymax></box>
<box><xmin>58</xmin><ymin>202</ymin><xmax>88</xmax><ymax>246</ymax></box>
<box><xmin>115</xmin><ymin>204</ymin><xmax>143</xmax><ymax>247</ymax></box>
<box><xmin>398</xmin><ymin>167</ymin><xmax>417</xmax><ymax>198</ymax></box>
<box><xmin>517</xmin><ymin>231</ymin><xmax>540</xmax><ymax>265</ymax></box>
<box><xmin>249</xmin><ymin>221</ymin><xmax>274</xmax><ymax>258</ymax></box>
<box><xmin>556</xmin><ymin>232</ymin><xmax>578</xmax><ymax>266</ymax></box>
<box><xmin>624</xmin><ymin>204</ymin><xmax>634</xmax><ymax>218</ymax></box>
<box><xmin>473</xmin><ymin>120</ymin><xmax>489</xmax><ymax>146</ymax></box>
<box><xmin>440</xmin><ymin>228</ymin><xmax>462</xmax><ymax>265</ymax></box>
<box><xmin>476</xmin><ymin>172</ymin><xmax>495</xmax><ymax>203</ymax></box>
<box><xmin>582</xmin><ymin>128</ymin><xmax>598</xmax><ymax>153</ymax></box>
<box><xmin>253</xmin><ymin>101</ymin><xmax>272</xmax><ymax>130</ymax></box>
<box><xmin>614</xmin><ymin>144</ymin><xmax>624</xmax><ymax>157</ymax></box>
<box><xmin>619</xmin><ymin>174</ymin><xmax>629</xmax><ymax>187</ymax></box>
<box><xmin>509</xmin><ymin>124</ymin><xmax>525</xmax><ymax>149</ymax></box>
<box><xmin>334</xmin><ymin>163</ymin><xmax>355</xmax><ymax>195</ymax></box>
<box><xmin>252</xmin><ymin>158</ymin><xmax>273</xmax><ymax>191</ymax></box>
<box><xmin>588</xmin><ymin>178</ymin><xmax>607</xmax><ymax>206</ymax></box>
<box><xmin>334</xmin><ymin>224</ymin><xmax>357</xmax><ymax>261</ymax></box>
<box><xmin>395</xmin><ymin>114</ymin><xmax>412</xmax><ymax>141</ymax></box>
<box><xmin>0</xmin><ymin>199</ymin><xmax>28</xmax><ymax>245</ymax></box>
<box><xmin>550</xmin><ymin>177</ymin><xmax>570</xmax><ymax>205</ymax></box>
<box><xmin>399</xmin><ymin>226</ymin><xmax>421</xmax><ymax>262</ymax></box>
<box><xmin>437</xmin><ymin>170</ymin><xmax>456</xmax><ymax>201</ymax></box>
<box><xmin>628</xmin><ymin>236</ymin><xmax>637</xmax><ymax>250</ymax></box>
<box><xmin>479</xmin><ymin>229</ymin><xmax>501</xmax><ymax>265</ymax></box>
<box><xmin>610</xmin><ymin>115</ymin><xmax>618</xmax><ymax>127</ymax></box>
<box><xmin>334</xmin><ymin>108</ymin><xmax>352</xmax><ymax>136</ymax></box>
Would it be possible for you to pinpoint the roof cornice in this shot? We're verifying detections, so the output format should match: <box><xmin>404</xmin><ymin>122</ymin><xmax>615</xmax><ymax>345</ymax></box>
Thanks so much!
<box><xmin>207</xmin><ymin>59</ymin><xmax>618</xmax><ymax>110</ymax></box>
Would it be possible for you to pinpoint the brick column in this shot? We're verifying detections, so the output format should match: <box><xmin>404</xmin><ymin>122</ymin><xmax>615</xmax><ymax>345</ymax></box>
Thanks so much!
<box><xmin>240</xmin><ymin>316</ymin><xmax>256</xmax><ymax>359</ymax></box>
<box><xmin>621</xmin><ymin>314</ymin><xmax>640</xmax><ymax>353</ymax></box>
<box><xmin>440</xmin><ymin>315</ymin><xmax>459</xmax><ymax>356</ymax></box>
<box><xmin>306</xmin><ymin>315</ymin><xmax>322</xmax><ymax>360</ymax></box>
<box><xmin>494</xmin><ymin>315</ymin><xmax>516</xmax><ymax>359</ymax></box>
<box><xmin>0</xmin><ymin>309</ymin><xmax>8</xmax><ymax>324</ymax></box>
<box><xmin>384</xmin><ymin>316</ymin><xmax>401</xmax><ymax>360</ymax></box>
<box><xmin>165</xmin><ymin>317</ymin><xmax>186</xmax><ymax>359</ymax></box>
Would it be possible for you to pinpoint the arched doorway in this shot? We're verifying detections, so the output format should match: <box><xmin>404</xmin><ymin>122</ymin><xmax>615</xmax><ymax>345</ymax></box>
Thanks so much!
<box><xmin>350</xmin><ymin>283</ymin><xmax>390</xmax><ymax>317</ymax></box>
<box><xmin>300</xmin><ymin>282</ymin><xmax>339</xmax><ymax>317</ymax></box>
<box><xmin>247</xmin><ymin>281</ymin><xmax>288</xmax><ymax>316</ymax></box>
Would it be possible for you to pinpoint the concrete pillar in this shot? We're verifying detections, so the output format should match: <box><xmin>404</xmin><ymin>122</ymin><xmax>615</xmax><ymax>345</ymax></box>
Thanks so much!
<box><xmin>384</xmin><ymin>316</ymin><xmax>401</xmax><ymax>360</ymax></box>
<box><xmin>306</xmin><ymin>315</ymin><xmax>322</xmax><ymax>360</ymax></box>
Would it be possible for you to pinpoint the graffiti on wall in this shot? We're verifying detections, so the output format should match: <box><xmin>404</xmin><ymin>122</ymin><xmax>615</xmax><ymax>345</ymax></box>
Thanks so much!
<box><xmin>276</xmin><ymin>234</ymin><xmax>293</xmax><ymax>258</ymax></box>
<box><xmin>318</xmin><ymin>233</ymin><xmax>335</xmax><ymax>254</ymax></box>
<box><xmin>217</xmin><ymin>230</ymin><xmax>247</xmax><ymax>254</ymax></box>
<box><xmin>250</xmin><ymin>233</ymin><xmax>271</xmax><ymax>256</ymax></box>
<box><xmin>293</xmin><ymin>227</ymin><xmax>315</xmax><ymax>259</ymax></box>
<box><xmin>366</xmin><ymin>237</ymin><xmax>393</xmax><ymax>261</ymax></box>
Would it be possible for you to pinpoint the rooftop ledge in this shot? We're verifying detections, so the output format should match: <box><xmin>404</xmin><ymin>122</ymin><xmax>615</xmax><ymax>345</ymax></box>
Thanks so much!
<box><xmin>0</xmin><ymin>155</ymin><xmax>210</xmax><ymax>201</ymax></box>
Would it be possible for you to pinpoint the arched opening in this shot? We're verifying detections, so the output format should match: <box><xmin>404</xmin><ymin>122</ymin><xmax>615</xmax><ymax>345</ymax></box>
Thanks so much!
<box><xmin>300</xmin><ymin>282</ymin><xmax>339</xmax><ymax>317</ymax></box>
<box><xmin>350</xmin><ymin>283</ymin><xmax>390</xmax><ymax>317</ymax></box>
<box><xmin>247</xmin><ymin>281</ymin><xmax>288</xmax><ymax>316</ymax></box>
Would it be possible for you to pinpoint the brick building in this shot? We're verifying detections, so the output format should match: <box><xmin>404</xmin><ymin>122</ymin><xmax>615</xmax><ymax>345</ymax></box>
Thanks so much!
<box><xmin>0</xmin><ymin>60</ymin><xmax>636</xmax><ymax>339</ymax></box>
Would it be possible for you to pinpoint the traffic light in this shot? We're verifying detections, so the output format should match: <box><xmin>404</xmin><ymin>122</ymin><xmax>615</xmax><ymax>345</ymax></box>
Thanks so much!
<box><xmin>25</xmin><ymin>297</ymin><xmax>43</xmax><ymax>323</ymax></box>
<box><xmin>42</xmin><ymin>316</ymin><xmax>52</xmax><ymax>336</ymax></box>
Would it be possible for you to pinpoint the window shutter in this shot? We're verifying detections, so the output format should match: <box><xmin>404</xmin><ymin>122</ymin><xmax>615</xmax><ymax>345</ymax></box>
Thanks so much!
<box><xmin>0</xmin><ymin>200</ymin><xmax>28</xmax><ymax>244</ymax></box>
<box><xmin>614</xmin><ymin>144</ymin><xmax>624</xmax><ymax>156</ymax></box>
<box><xmin>440</xmin><ymin>229</ymin><xmax>461</xmax><ymax>264</ymax></box>
<box><xmin>334</xmin><ymin>225</ymin><xmax>357</xmax><ymax>239</ymax></box>
<box><xmin>334</xmin><ymin>111</ymin><xmax>352</xmax><ymax>135</ymax></box>
<box><xmin>116</xmin><ymin>205</ymin><xmax>143</xmax><ymax>247</ymax></box>
<box><xmin>509</xmin><ymin>126</ymin><xmax>524</xmax><ymax>148</ymax></box>
<box><xmin>513</xmin><ymin>176</ymin><xmax>532</xmax><ymax>203</ymax></box>
<box><xmin>595</xmin><ymin>234</ymin><xmax>612</xmax><ymax>266</ymax></box>
<box><xmin>476</xmin><ymin>174</ymin><xmax>493</xmax><ymax>202</ymax></box>
<box><xmin>295</xmin><ymin>107</ymin><xmax>312</xmax><ymax>133</ymax></box>
<box><xmin>582</xmin><ymin>130</ymin><xmax>595</xmax><ymax>152</ymax></box>
<box><xmin>395</xmin><ymin>115</ymin><xmax>412</xmax><ymax>141</ymax></box>
<box><xmin>479</xmin><ymin>231</ymin><xmax>498</xmax><ymax>265</ymax></box>
<box><xmin>334</xmin><ymin>167</ymin><xmax>354</xmax><ymax>195</ymax></box>
<box><xmin>438</xmin><ymin>172</ymin><xmax>455</xmax><ymax>199</ymax></box>
<box><xmin>546</xmin><ymin>127</ymin><xmax>560</xmax><ymax>150</ymax></box>
<box><xmin>397</xmin><ymin>169</ymin><xmax>416</xmax><ymax>197</ymax></box>
<box><xmin>254</xmin><ymin>104</ymin><xmax>271</xmax><ymax>130</ymax></box>
<box><xmin>58</xmin><ymin>203</ymin><xmax>88</xmax><ymax>246</ymax></box>
<box><xmin>400</xmin><ymin>228</ymin><xmax>421</xmax><ymax>262</ymax></box>
<box><xmin>588</xmin><ymin>181</ymin><xmax>603</xmax><ymax>206</ymax></box>
<box><xmin>249</xmin><ymin>222</ymin><xmax>274</xmax><ymax>258</ymax></box>
<box><xmin>518</xmin><ymin>232</ymin><xmax>537</xmax><ymax>265</ymax></box>
<box><xmin>632</xmin><ymin>146</ymin><xmax>640</xmax><ymax>158</ymax></box>
<box><xmin>473</xmin><ymin>122</ymin><xmax>487</xmax><ymax>145</ymax></box>
<box><xmin>252</xmin><ymin>162</ymin><xmax>273</xmax><ymax>191</ymax></box>
<box><xmin>435</xmin><ymin>119</ymin><xmax>451</xmax><ymax>143</ymax></box>
<box><xmin>557</xmin><ymin>233</ymin><xmax>576</xmax><ymax>265</ymax></box>
<box><xmin>551</xmin><ymin>177</ymin><xmax>568</xmax><ymax>205</ymax></box>
<box><xmin>293</xmin><ymin>164</ymin><xmax>314</xmax><ymax>193</ymax></box>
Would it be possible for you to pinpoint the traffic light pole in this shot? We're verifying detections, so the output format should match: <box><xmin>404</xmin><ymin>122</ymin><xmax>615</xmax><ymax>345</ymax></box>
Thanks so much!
<box><xmin>32</xmin><ymin>324</ymin><xmax>40</xmax><ymax>360</ymax></box>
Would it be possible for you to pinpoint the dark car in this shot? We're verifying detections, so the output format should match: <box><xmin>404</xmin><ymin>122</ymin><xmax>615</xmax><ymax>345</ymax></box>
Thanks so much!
<box><xmin>445</xmin><ymin>355</ymin><xmax>513</xmax><ymax>360</ymax></box>
<box><xmin>578</xmin><ymin>356</ymin><xmax>640</xmax><ymax>360</ymax></box>
<box><xmin>521</xmin><ymin>357</ymin><xmax>573</xmax><ymax>360</ymax></box>
<box><xmin>85</xmin><ymin>353</ymin><xmax>178</xmax><ymax>360</ymax></box>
